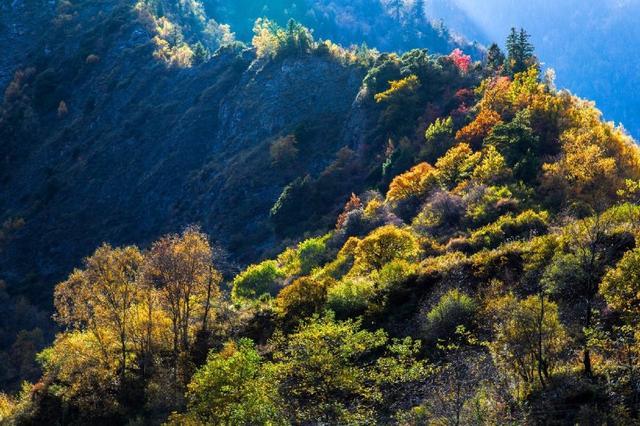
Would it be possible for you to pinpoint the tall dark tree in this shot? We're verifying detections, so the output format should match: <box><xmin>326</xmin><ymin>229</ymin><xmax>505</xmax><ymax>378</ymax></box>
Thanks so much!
<box><xmin>192</xmin><ymin>42</ymin><xmax>209</xmax><ymax>65</ymax></box>
<box><xmin>506</xmin><ymin>27</ymin><xmax>535</xmax><ymax>75</ymax></box>
<box><xmin>485</xmin><ymin>43</ymin><xmax>505</xmax><ymax>73</ymax></box>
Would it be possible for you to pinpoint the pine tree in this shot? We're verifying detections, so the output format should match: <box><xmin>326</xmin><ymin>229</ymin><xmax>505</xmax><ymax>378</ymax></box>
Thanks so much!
<box><xmin>506</xmin><ymin>27</ymin><xmax>535</xmax><ymax>76</ymax></box>
<box><xmin>486</xmin><ymin>43</ymin><xmax>505</xmax><ymax>73</ymax></box>
<box><xmin>519</xmin><ymin>29</ymin><xmax>534</xmax><ymax>57</ymax></box>
<box><xmin>192</xmin><ymin>42</ymin><xmax>209</xmax><ymax>65</ymax></box>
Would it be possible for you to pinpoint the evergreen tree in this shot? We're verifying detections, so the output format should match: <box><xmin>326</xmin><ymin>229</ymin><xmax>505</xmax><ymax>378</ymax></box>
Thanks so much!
<box><xmin>486</xmin><ymin>43</ymin><xmax>505</xmax><ymax>73</ymax></box>
<box><xmin>192</xmin><ymin>42</ymin><xmax>209</xmax><ymax>65</ymax></box>
<box><xmin>506</xmin><ymin>27</ymin><xmax>535</xmax><ymax>76</ymax></box>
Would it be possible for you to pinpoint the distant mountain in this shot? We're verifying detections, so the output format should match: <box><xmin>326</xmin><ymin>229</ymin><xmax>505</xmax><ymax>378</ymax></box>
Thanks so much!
<box><xmin>204</xmin><ymin>0</ymin><xmax>483</xmax><ymax>56</ymax></box>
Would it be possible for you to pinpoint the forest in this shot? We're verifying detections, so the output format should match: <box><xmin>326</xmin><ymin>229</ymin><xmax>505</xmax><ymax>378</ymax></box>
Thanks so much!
<box><xmin>1</xmin><ymin>0</ymin><xmax>640</xmax><ymax>425</ymax></box>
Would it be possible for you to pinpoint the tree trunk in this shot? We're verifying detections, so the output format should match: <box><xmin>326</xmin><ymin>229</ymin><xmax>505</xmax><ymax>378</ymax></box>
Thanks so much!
<box><xmin>583</xmin><ymin>299</ymin><xmax>593</xmax><ymax>377</ymax></box>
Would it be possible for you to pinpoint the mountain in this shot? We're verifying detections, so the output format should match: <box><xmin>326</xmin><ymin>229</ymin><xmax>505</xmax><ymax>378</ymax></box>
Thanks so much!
<box><xmin>3</xmin><ymin>1</ymin><xmax>640</xmax><ymax>425</ymax></box>
<box><xmin>0</xmin><ymin>0</ymin><xmax>475</xmax><ymax>392</ymax></box>
<box><xmin>204</xmin><ymin>0</ymin><xmax>483</xmax><ymax>55</ymax></box>
<box><xmin>0</xmin><ymin>0</ymin><xmax>480</xmax><ymax>304</ymax></box>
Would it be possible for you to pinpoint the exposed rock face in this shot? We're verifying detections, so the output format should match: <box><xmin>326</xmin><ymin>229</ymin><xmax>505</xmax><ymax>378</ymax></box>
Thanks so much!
<box><xmin>0</xmin><ymin>1</ymin><xmax>372</xmax><ymax>303</ymax></box>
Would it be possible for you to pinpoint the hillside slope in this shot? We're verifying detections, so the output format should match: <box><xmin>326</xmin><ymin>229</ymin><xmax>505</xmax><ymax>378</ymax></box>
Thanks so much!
<box><xmin>0</xmin><ymin>0</ymin><xmax>372</xmax><ymax>303</ymax></box>
<box><xmin>3</xmin><ymin>20</ymin><xmax>640</xmax><ymax>424</ymax></box>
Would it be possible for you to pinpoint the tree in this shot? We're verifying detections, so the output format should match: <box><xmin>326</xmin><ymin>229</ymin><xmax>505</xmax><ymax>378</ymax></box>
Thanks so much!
<box><xmin>542</xmin><ymin>124</ymin><xmax>618</xmax><ymax>208</ymax></box>
<box><xmin>434</xmin><ymin>143</ymin><xmax>480</xmax><ymax>189</ymax></box>
<box><xmin>353</xmin><ymin>225</ymin><xmax>421</xmax><ymax>272</ymax></box>
<box><xmin>383</xmin><ymin>0</ymin><xmax>405</xmax><ymax>23</ymax></box>
<box><xmin>143</xmin><ymin>227</ymin><xmax>221</xmax><ymax>383</ymax></box>
<box><xmin>544</xmin><ymin>213</ymin><xmax>632</xmax><ymax>376</ymax></box>
<box><xmin>472</xmin><ymin>145</ymin><xmax>510</xmax><ymax>184</ymax></box>
<box><xmin>386</xmin><ymin>162</ymin><xmax>437</xmax><ymax>203</ymax></box>
<box><xmin>601</xmin><ymin>248</ymin><xmax>640</xmax><ymax>325</ymax></box>
<box><xmin>412</xmin><ymin>0</ymin><xmax>426</xmax><ymax>24</ymax></box>
<box><xmin>54</xmin><ymin>244</ymin><xmax>144</xmax><ymax>383</ymax></box>
<box><xmin>424</xmin><ymin>340</ymin><xmax>495</xmax><ymax>426</ymax></box>
<box><xmin>191</xmin><ymin>41</ymin><xmax>209</xmax><ymax>65</ymax></box>
<box><xmin>505</xmin><ymin>28</ymin><xmax>535</xmax><ymax>76</ymax></box>
<box><xmin>252</xmin><ymin>18</ymin><xmax>314</xmax><ymax>59</ymax></box>
<box><xmin>422</xmin><ymin>117</ymin><xmax>455</xmax><ymax>163</ymax></box>
<box><xmin>485</xmin><ymin>43</ymin><xmax>505</xmax><ymax>73</ymax></box>
<box><xmin>374</xmin><ymin>74</ymin><xmax>421</xmax><ymax>104</ymax></box>
<box><xmin>485</xmin><ymin>109</ymin><xmax>540</xmax><ymax>182</ymax></box>
<box><xmin>456</xmin><ymin>108</ymin><xmax>503</xmax><ymax>149</ymax></box>
<box><xmin>171</xmin><ymin>339</ymin><xmax>285</xmax><ymax>425</ymax></box>
<box><xmin>449</xmin><ymin>49</ymin><xmax>471</xmax><ymax>74</ymax></box>
<box><xmin>490</xmin><ymin>294</ymin><xmax>567</xmax><ymax>390</ymax></box>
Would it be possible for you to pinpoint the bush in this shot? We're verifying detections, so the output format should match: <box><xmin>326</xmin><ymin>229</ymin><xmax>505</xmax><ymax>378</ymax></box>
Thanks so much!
<box><xmin>232</xmin><ymin>260</ymin><xmax>285</xmax><ymax>301</ymax></box>
<box><xmin>353</xmin><ymin>225</ymin><xmax>421</xmax><ymax>272</ymax></box>
<box><xmin>327</xmin><ymin>276</ymin><xmax>376</xmax><ymax>317</ymax></box>
<box><xmin>414</xmin><ymin>190</ymin><xmax>465</xmax><ymax>232</ymax></box>
<box><xmin>297</xmin><ymin>236</ymin><xmax>329</xmax><ymax>275</ymax></box>
<box><xmin>175</xmin><ymin>339</ymin><xmax>284</xmax><ymax>425</ymax></box>
<box><xmin>270</xmin><ymin>135</ymin><xmax>299</xmax><ymax>166</ymax></box>
<box><xmin>371</xmin><ymin>259</ymin><xmax>418</xmax><ymax>291</ymax></box>
<box><xmin>276</xmin><ymin>277</ymin><xmax>328</xmax><ymax>325</ymax></box>
<box><xmin>452</xmin><ymin>210</ymin><xmax>549</xmax><ymax>253</ymax></box>
<box><xmin>423</xmin><ymin>289</ymin><xmax>476</xmax><ymax>342</ymax></box>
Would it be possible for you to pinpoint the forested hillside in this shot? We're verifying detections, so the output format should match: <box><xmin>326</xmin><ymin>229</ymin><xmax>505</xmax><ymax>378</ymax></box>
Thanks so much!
<box><xmin>0</xmin><ymin>0</ymin><xmax>480</xmax><ymax>396</ymax></box>
<box><xmin>2</xmin><ymin>0</ymin><xmax>640</xmax><ymax>425</ymax></box>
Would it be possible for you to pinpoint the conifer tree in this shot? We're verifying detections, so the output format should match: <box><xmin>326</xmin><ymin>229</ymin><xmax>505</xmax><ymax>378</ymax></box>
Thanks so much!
<box><xmin>486</xmin><ymin>43</ymin><xmax>505</xmax><ymax>73</ymax></box>
<box><xmin>506</xmin><ymin>27</ymin><xmax>535</xmax><ymax>76</ymax></box>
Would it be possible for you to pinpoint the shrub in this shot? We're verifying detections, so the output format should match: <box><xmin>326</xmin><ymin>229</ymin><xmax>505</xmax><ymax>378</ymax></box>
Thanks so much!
<box><xmin>353</xmin><ymin>225</ymin><xmax>421</xmax><ymax>272</ymax></box>
<box><xmin>370</xmin><ymin>259</ymin><xmax>418</xmax><ymax>290</ymax></box>
<box><xmin>422</xmin><ymin>117</ymin><xmax>455</xmax><ymax>163</ymax></box>
<box><xmin>456</xmin><ymin>210</ymin><xmax>549</xmax><ymax>253</ymax></box>
<box><xmin>85</xmin><ymin>54</ymin><xmax>100</xmax><ymax>64</ymax></box>
<box><xmin>232</xmin><ymin>260</ymin><xmax>285</xmax><ymax>301</ymax></box>
<box><xmin>327</xmin><ymin>276</ymin><xmax>376</xmax><ymax>317</ymax></box>
<box><xmin>276</xmin><ymin>277</ymin><xmax>328</xmax><ymax>326</ymax></box>
<box><xmin>420</xmin><ymin>190</ymin><xmax>466</xmax><ymax>230</ymax></box>
<box><xmin>270</xmin><ymin>135</ymin><xmax>299</xmax><ymax>166</ymax></box>
<box><xmin>423</xmin><ymin>289</ymin><xmax>476</xmax><ymax>342</ymax></box>
<box><xmin>297</xmin><ymin>236</ymin><xmax>329</xmax><ymax>275</ymax></box>
<box><xmin>464</xmin><ymin>185</ymin><xmax>517</xmax><ymax>226</ymax></box>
